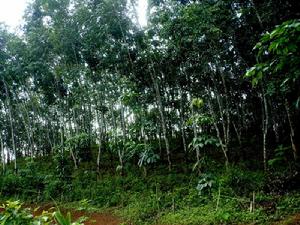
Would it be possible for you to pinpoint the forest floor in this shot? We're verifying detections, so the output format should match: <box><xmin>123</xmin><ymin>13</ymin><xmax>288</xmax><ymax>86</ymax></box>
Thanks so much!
<box><xmin>28</xmin><ymin>203</ymin><xmax>300</xmax><ymax>225</ymax></box>
<box><xmin>29</xmin><ymin>203</ymin><xmax>121</xmax><ymax>225</ymax></box>
<box><xmin>272</xmin><ymin>213</ymin><xmax>300</xmax><ymax>225</ymax></box>
<box><xmin>64</xmin><ymin>210</ymin><xmax>121</xmax><ymax>225</ymax></box>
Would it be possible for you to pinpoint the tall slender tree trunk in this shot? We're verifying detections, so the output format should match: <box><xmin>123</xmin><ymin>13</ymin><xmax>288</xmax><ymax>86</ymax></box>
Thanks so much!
<box><xmin>120</xmin><ymin>103</ymin><xmax>127</xmax><ymax>141</ymax></box>
<box><xmin>60</xmin><ymin>112</ymin><xmax>65</xmax><ymax>149</ymax></box>
<box><xmin>207</xmin><ymin>91</ymin><xmax>229</xmax><ymax>166</ymax></box>
<box><xmin>46</xmin><ymin>119</ymin><xmax>53</xmax><ymax>151</ymax></box>
<box><xmin>232</xmin><ymin>121</ymin><xmax>242</xmax><ymax>146</ymax></box>
<box><xmin>87</xmin><ymin>94</ymin><xmax>93</xmax><ymax>139</ymax></box>
<box><xmin>284</xmin><ymin>99</ymin><xmax>298</xmax><ymax>161</ymax></box>
<box><xmin>8</xmin><ymin>100</ymin><xmax>17</xmax><ymax>172</ymax></box>
<box><xmin>3</xmin><ymin>79</ymin><xmax>17</xmax><ymax>173</ymax></box>
<box><xmin>261</xmin><ymin>86</ymin><xmax>269</xmax><ymax>171</ymax></box>
<box><xmin>157</xmin><ymin>125</ymin><xmax>162</xmax><ymax>155</ymax></box>
<box><xmin>23</xmin><ymin>85</ymin><xmax>36</xmax><ymax>156</ymax></box>
<box><xmin>110</xmin><ymin>101</ymin><xmax>123</xmax><ymax>173</ymax></box>
<box><xmin>220</xmin><ymin>71</ymin><xmax>230</xmax><ymax>158</ymax></box>
<box><xmin>250</xmin><ymin>0</ymin><xmax>264</xmax><ymax>29</ymax></box>
<box><xmin>19</xmin><ymin>105</ymin><xmax>33</xmax><ymax>157</ymax></box>
<box><xmin>191</xmin><ymin>107</ymin><xmax>201</xmax><ymax>170</ymax></box>
<box><xmin>70</xmin><ymin>149</ymin><xmax>78</xmax><ymax>169</ymax></box>
<box><xmin>208</xmin><ymin>79</ymin><xmax>229</xmax><ymax>166</ymax></box>
<box><xmin>96</xmin><ymin>100</ymin><xmax>104</xmax><ymax>173</ymax></box>
<box><xmin>1</xmin><ymin>135</ymin><xmax>5</xmax><ymax>174</ymax></box>
<box><xmin>251</xmin><ymin>6</ymin><xmax>268</xmax><ymax>171</ymax></box>
<box><xmin>179</xmin><ymin>88</ymin><xmax>187</xmax><ymax>154</ymax></box>
<box><xmin>150</xmin><ymin>72</ymin><xmax>172</xmax><ymax>171</ymax></box>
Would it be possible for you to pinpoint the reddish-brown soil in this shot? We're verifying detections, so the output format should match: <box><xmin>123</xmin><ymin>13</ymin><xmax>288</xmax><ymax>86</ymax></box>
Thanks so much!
<box><xmin>4</xmin><ymin>203</ymin><xmax>300</xmax><ymax>225</ymax></box>
<box><xmin>68</xmin><ymin>210</ymin><xmax>121</xmax><ymax>225</ymax></box>
<box><xmin>28</xmin><ymin>204</ymin><xmax>122</xmax><ymax>225</ymax></box>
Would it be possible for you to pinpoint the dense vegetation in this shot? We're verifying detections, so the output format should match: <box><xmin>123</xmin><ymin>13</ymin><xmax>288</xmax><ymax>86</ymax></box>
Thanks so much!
<box><xmin>0</xmin><ymin>0</ymin><xmax>300</xmax><ymax>224</ymax></box>
<box><xmin>0</xmin><ymin>200</ymin><xmax>86</xmax><ymax>225</ymax></box>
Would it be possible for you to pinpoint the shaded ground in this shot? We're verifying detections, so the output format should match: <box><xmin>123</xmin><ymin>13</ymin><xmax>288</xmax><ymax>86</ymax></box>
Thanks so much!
<box><xmin>273</xmin><ymin>213</ymin><xmax>300</xmax><ymax>225</ymax></box>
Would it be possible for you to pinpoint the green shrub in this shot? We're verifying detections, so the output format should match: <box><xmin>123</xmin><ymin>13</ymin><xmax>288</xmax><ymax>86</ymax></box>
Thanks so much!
<box><xmin>219</xmin><ymin>166</ymin><xmax>266</xmax><ymax>196</ymax></box>
<box><xmin>0</xmin><ymin>200</ymin><xmax>51</xmax><ymax>225</ymax></box>
<box><xmin>276</xmin><ymin>192</ymin><xmax>300</xmax><ymax>215</ymax></box>
<box><xmin>43</xmin><ymin>177</ymin><xmax>69</xmax><ymax>201</ymax></box>
<box><xmin>0</xmin><ymin>200</ymin><xmax>85</xmax><ymax>225</ymax></box>
<box><xmin>0</xmin><ymin>173</ymin><xmax>22</xmax><ymax>197</ymax></box>
<box><xmin>65</xmin><ymin>133</ymin><xmax>94</xmax><ymax>163</ymax></box>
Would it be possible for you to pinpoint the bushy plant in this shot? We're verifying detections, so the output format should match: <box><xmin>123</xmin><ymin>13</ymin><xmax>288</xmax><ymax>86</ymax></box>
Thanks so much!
<box><xmin>65</xmin><ymin>133</ymin><xmax>94</xmax><ymax>163</ymax></box>
<box><xmin>53</xmin><ymin>152</ymin><xmax>73</xmax><ymax>181</ymax></box>
<box><xmin>43</xmin><ymin>177</ymin><xmax>67</xmax><ymax>200</ymax></box>
<box><xmin>196</xmin><ymin>173</ymin><xmax>215</xmax><ymax>196</ymax></box>
<box><xmin>53</xmin><ymin>211</ymin><xmax>85</xmax><ymax>225</ymax></box>
<box><xmin>0</xmin><ymin>200</ymin><xmax>86</xmax><ymax>225</ymax></box>
<box><xmin>0</xmin><ymin>200</ymin><xmax>51</xmax><ymax>225</ymax></box>
<box><xmin>268</xmin><ymin>145</ymin><xmax>291</xmax><ymax>170</ymax></box>
<box><xmin>0</xmin><ymin>173</ymin><xmax>22</xmax><ymax>197</ymax></box>
<box><xmin>219</xmin><ymin>166</ymin><xmax>266</xmax><ymax>196</ymax></box>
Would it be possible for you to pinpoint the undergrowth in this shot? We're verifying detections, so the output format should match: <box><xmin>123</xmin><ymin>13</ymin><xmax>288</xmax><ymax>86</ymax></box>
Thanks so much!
<box><xmin>0</xmin><ymin>159</ymin><xmax>299</xmax><ymax>225</ymax></box>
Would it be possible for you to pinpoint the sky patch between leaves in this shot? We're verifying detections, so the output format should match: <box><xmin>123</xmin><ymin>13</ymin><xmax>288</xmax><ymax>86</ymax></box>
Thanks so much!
<box><xmin>0</xmin><ymin>0</ymin><xmax>147</xmax><ymax>29</ymax></box>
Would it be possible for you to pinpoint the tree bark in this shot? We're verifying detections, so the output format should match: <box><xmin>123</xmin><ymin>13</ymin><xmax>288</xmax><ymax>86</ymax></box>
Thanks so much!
<box><xmin>261</xmin><ymin>86</ymin><xmax>269</xmax><ymax>171</ymax></box>
<box><xmin>150</xmin><ymin>72</ymin><xmax>172</xmax><ymax>171</ymax></box>
<box><xmin>209</xmin><ymin>76</ymin><xmax>230</xmax><ymax>167</ymax></box>
<box><xmin>179</xmin><ymin>88</ymin><xmax>187</xmax><ymax>154</ymax></box>
<box><xmin>207</xmin><ymin>97</ymin><xmax>229</xmax><ymax>166</ymax></box>
<box><xmin>96</xmin><ymin>103</ymin><xmax>104</xmax><ymax>173</ymax></box>
<box><xmin>284</xmin><ymin>99</ymin><xmax>298</xmax><ymax>161</ymax></box>
<box><xmin>191</xmin><ymin>107</ymin><xmax>201</xmax><ymax>171</ymax></box>
<box><xmin>1</xmin><ymin>135</ymin><xmax>5</xmax><ymax>174</ymax></box>
<box><xmin>3</xmin><ymin>79</ymin><xmax>17</xmax><ymax>173</ymax></box>
<box><xmin>250</xmin><ymin>0</ymin><xmax>264</xmax><ymax>29</ymax></box>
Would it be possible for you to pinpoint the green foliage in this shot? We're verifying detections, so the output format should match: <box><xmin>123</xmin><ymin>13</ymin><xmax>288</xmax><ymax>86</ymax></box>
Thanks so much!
<box><xmin>245</xmin><ymin>19</ymin><xmax>300</xmax><ymax>102</ymax></box>
<box><xmin>190</xmin><ymin>98</ymin><xmax>204</xmax><ymax>109</ymax></box>
<box><xmin>158</xmin><ymin>201</ymin><xmax>266</xmax><ymax>225</ymax></box>
<box><xmin>65</xmin><ymin>133</ymin><xmax>93</xmax><ymax>162</ymax></box>
<box><xmin>196</xmin><ymin>173</ymin><xmax>215</xmax><ymax>195</ymax></box>
<box><xmin>0</xmin><ymin>200</ymin><xmax>85</xmax><ymax>225</ymax></box>
<box><xmin>189</xmin><ymin>135</ymin><xmax>220</xmax><ymax>150</ymax></box>
<box><xmin>124</xmin><ymin>141</ymin><xmax>159</xmax><ymax>169</ymax></box>
<box><xmin>0</xmin><ymin>173</ymin><xmax>22</xmax><ymax>197</ymax></box>
<box><xmin>0</xmin><ymin>163</ymin><xmax>297</xmax><ymax>225</ymax></box>
<box><xmin>53</xmin><ymin>211</ymin><xmax>85</xmax><ymax>225</ymax></box>
<box><xmin>277</xmin><ymin>192</ymin><xmax>300</xmax><ymax>215</ymax></box>
<box><xmin>124</xmin><ymin>141</ymin><xmax>145</xmax><ymax>160</ymax></box>
<box><xmin>43</xmin><ymin>178</ymin><xmax>67</xmax><ymax>201</ymax></box>
<box><xmin>53</xmin><ymin>151</ymin><xmax>73</xmax><ymax>180</ymax></box>
<box><xmin>219</xmin><ymin>166</ymin><xmax>266</xmax><ymax>196</ymax></box>
<box><xmin>268</xmin><ymin>145</ymin><xmax>291</xmax><ymax>169</ymax></box>
<box><xmin>0</xmin><ymin>200</ymin><xmax>51</xmax><ymax>225</ymax></box>
<box><xmin>75</xmin><ymin>199</ymin><xmax>92</xmax><ymax>211</ymax></box>
<box><xmin>186</xmin><ymin>114</ymin><xmax>213</xmax><ymax>126</ymax></box>
<box><xmin>1</xmin><ymin>1</ymin><xmax>300</xmax><ymax>225</ymax></box>
<box><xmin>138</xmin><ymin>146</ymin><xmax>160</xmax><ymax>168</ymax></box>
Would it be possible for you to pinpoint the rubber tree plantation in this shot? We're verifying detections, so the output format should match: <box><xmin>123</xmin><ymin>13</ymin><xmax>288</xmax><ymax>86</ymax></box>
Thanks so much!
<box><xmin>0</xmin><ymin>0</ymin><xmax>300</xmax><ymax>224</ymax></box>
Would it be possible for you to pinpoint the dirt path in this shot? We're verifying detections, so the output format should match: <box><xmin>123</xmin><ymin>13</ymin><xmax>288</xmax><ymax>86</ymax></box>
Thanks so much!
<box><xmin>69</xmin><ymin>210</ymin><xmax>121</xmax><ymax>225</ymax></box>
<box><xmin>30</xmin><ymin>204</ymin><xmax>122</xmax><ymax>225</ymax></box>
<box><xmin>9</xmin><ymin>202</ymin><xmax>300</xmax><ymax>225</ymax></box>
